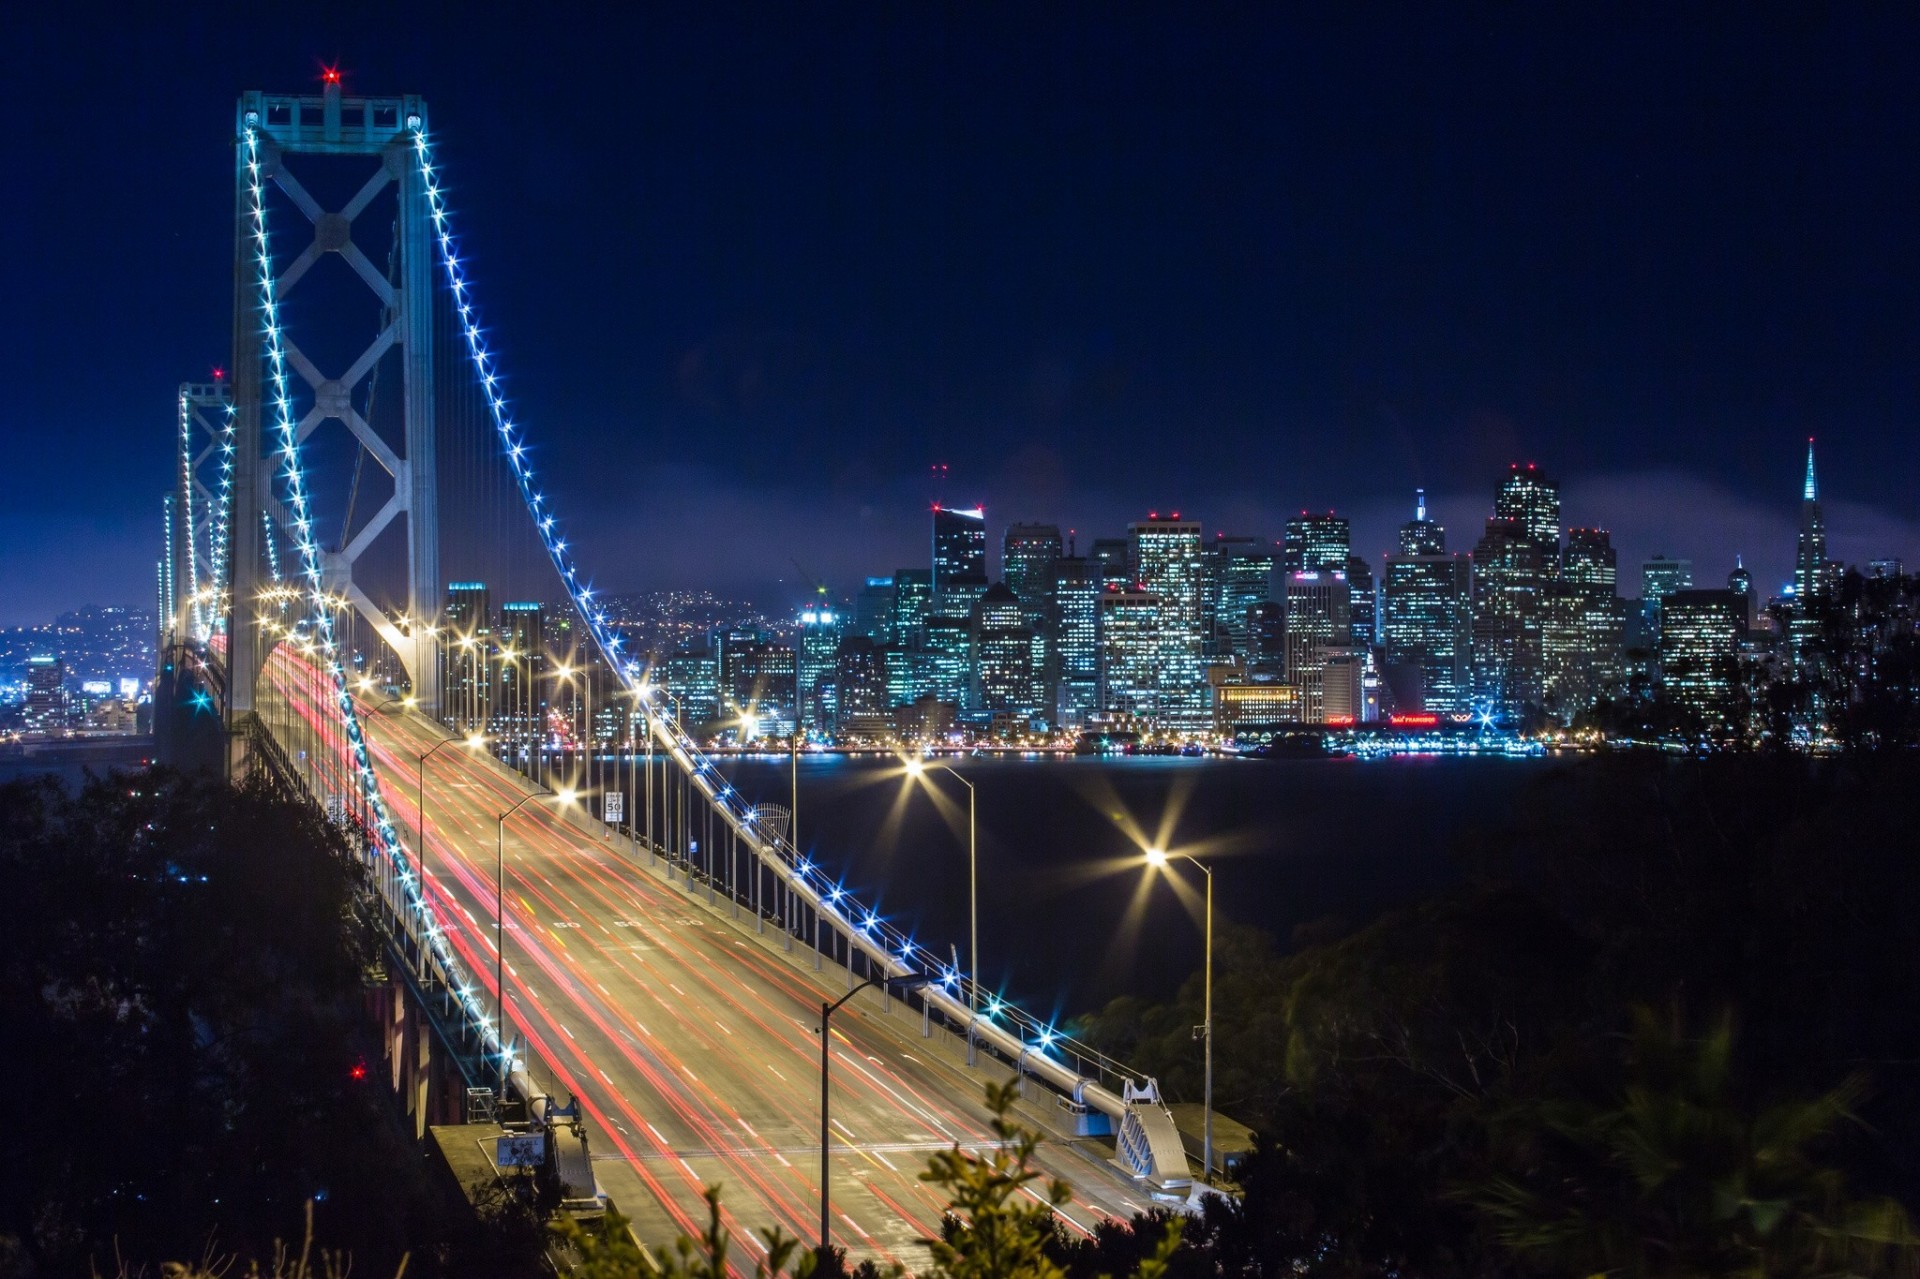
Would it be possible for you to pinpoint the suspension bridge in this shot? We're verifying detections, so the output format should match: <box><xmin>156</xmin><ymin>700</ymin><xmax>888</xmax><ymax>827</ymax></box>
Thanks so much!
<box><xmin>158</xmin><ymin>80</ymin><xmax>1195</xmax><ymax>1261</ymax></box>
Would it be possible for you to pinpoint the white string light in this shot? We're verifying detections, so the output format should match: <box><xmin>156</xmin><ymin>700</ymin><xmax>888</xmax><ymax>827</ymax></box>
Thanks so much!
<box><xmin>243</xmin><ymin>125</ymin><xmax>510</xmax><ymax>1071</ymax></box>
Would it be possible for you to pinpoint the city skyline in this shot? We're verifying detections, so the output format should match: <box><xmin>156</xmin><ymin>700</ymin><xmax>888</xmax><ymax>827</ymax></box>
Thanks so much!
<box><xmin>5</xmin><ymin>9</ymin><xmax>1920</xmax><ymax>625</ymax></box>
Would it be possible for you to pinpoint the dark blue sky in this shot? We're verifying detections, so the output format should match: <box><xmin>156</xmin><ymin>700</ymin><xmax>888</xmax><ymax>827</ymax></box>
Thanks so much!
<box><xmin>4</xmin><ymin>5</ymin><xmax>1917</xmax><ymax>624</ymax></box>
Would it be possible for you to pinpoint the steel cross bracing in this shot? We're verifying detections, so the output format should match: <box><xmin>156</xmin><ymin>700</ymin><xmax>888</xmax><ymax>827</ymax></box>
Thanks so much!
<box><xmin>410</xmin><ymin>124</ymin><xmax>1193</xmax><ymax>1193</ymax></box>
<box><xmin>227</xmin><ymin>83</ymin><xmax>440</xmax><ymax>720</ymax></box>
<box><xmin>174</xmin><ymin>382</ymin><xmax>233</xmax><ymax>643</ymax></box>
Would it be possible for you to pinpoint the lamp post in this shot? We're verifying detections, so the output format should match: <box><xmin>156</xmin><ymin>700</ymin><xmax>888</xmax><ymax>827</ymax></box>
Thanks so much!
<box><xmin>418</xmin><ymin>732</ymin><xmax>485</xmax><ymax>873</ymax></box>
<box><xmin>905</xmin><ymin>758</ymin><xmax>979</xmax><ymax>1065</ymax></box>
<box><xmin>818</xmin><ymin>971</ymin><xmax>928</xmax><ymax>1257</ymax></box>
<box><xmin>1145</xmin><ymin>846</ymin><xmax>1213</xmax><ymax>1184</ymax></box>
<box><xmin>494</xmin><ymin>787</ymin><xmax>575</xmax><ymax>1099</ymax></box>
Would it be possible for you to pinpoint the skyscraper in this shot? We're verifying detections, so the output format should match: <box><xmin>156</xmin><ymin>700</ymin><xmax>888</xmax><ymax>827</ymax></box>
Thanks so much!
<box><xmin>1284</xmin><ymin>569</ymin><xmax>1352</xmax><ymax>722</ymax></box>
<box><xmin>855</xmin><ymin>576</ymin><xmax>895</xmax><ymax>643</ymax></box>
<box><xmin>1660</xmin><ymin>589</ymin><xmax>1747</xmax><ymax>725</ymax></box>
<box><xmin>932</xmin><ymin>505</ymin><xmax>988</xmax><ymax>606</ymax></box>
<box><xmin>444</xmin><ymin>582</ymin><xmax>493</xmax><ymax>732</ymax></box>
<box><xmin>834</xmin><ymin>636</ymin><xmax>891</xmax><ymax>738</ymax></box>
<box><xmin>1471</xmin><ymin>516</ymin><xmax>1552</xmax><ymax>717</ymax></box>
<box><xmin>1212</xmin><ymin>537</ymin><xmax>1276</xmax><ymax>661</ymax></box>
<box><xmin>796</xmin><ymin>603</ymin><xmax>844</xmax><ymax>732</ymax></box>
<box><xmin>1130</xmin><ymin>516</ymin><xmax>1208</xmax><ymax>729</ymax></box>
<box><xmin>1794</xmin><ymin>438</ymin><xmax>1827</xmax><ymax>605</ymax></box>
<box><xmin>1494</xmin><ymin>463</ymin><xmax>1561</xmax><ymax>546</ymax></box>
<box><xmin>969</xmin><ymin>582</ymin><xmax>1039</xmax><ymax>722</ymax></box>
<box><xmin>1546</xmin><ymin>529</ymin><xmax>1623</xmax><ymax>714</ymax></box>
<box><xmin>1052</xmin><ymin>555</ymin><xmax>1101</xmax><ymax>726</ymax></box>
<box><xmin>1345</xmin><ymin>554</ymin><xmax>1376</xmax><ymax>647</ymax></box>
<box><xmin>495</xmin><ymin>601</ymin><xmax>547</xmax><ymax>745</ymax></box>
<box><xmin>1381</xmin><ymin>494</ymin><xmax>1472</xmax><ymax>713</ymax></box>
<box><xmin>1002</xmin><ymin>523</ymin><xmax>1063</xmax><ymax>621</ymax></box>
<box><xmin>1282</xmin><ymin>512</ymin><xmax>1351</xmax><ymax>573</ymax></box>
<box><xmin>1097</xmin><ymin>587</ymin><xmax>1164</xmax><ymax>722</ymax></box>
<box><xmin>891</xmin><ymin>568</ymin><xmax>933</xmax><ymax>644</ymax></box>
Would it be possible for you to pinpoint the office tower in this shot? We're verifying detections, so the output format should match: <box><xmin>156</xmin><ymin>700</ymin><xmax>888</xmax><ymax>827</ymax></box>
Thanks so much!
<box><xmin>891</xmin><ymin>569</ymin><xmax>933</xmax><ymax>644</ymax></box>
<box><xmin>1282</xmin><ymin>512</ymin><xmax>1351</xmax><ymax>573</ymax></box>
<box><xmin>1097</xmin><ymin>588</ymin><xmax>1164</xmax><ymax>721</ymax></box>
<box><xmin>1546</xmin><ymin>528</ymin><xmax>1623</xmax><ymax>715</ymax></box>
<box><xmin>834</xmin><ymin>636</ymin><xmax>891</xmax><ymax>738</ymax></box>
<box><xmin>496</xmin><ymin>602</ymin><xmax>547</xmax><ymax>744</ymax></box>
<box><xmin>24</xmin><ymin>655</ymin><xmax>67</xmax><ymax>730</ymax></box>
<box><xmin>1130</xmin><ymin>516</ymin><xmax>1208</xmax><ymax>729</ymax></box>
<box><xmin>1320</xmin><ymin>649</ymin><xmax>1367</xmax><ymax>725</ymax></box>
<box><xmin>796</xmin><ymin>603</ymin><xmax>844</xmax><ymax>732</ymax></box>
<box><xmin>663</xmin><ymin>640</ymin><xmax>720</xmax><ymax>726</ymax></box>
<box><xmin>718</xmin><ymin>629</ymin><xmax>797</xmax><ymax>736</ymax></box>
<box><xmin>1284</xmin><ymin>569</ymin><xmax>1352</xmax><ymax>722</ymax></box>
<box><xmin>932</xmin><ymin>505</ymin><xmax>988</xmax><ymax>606</ymax></box>
<box><xmin>969</xmin><ymin>583</ymin><xmax>1039</xmax><ymax>722</ymax></box>
<box><xmin>1727</xmin><ymin>559</ymin><xmax>1755</xmax><ymax>629</ymax></box>
<box><xmin>1642</xmin><ymin>555</ymin><xmax>1694</xmax><ymax>606</ymax></box>
<box><xmin>443</xmin><ymin>582</ymin><xmax>493</xmax><ymax>732</ymax></box>
<box><xmin>1398</xmin><ymin>489</ymin><xmax>1445</xmax><ymax>555</ymax></box>
<box><xmin>1346</xmin><ymin>554</ymin><xmax>1376</xmax><ymax>647</ymax></box>
<box><xmin>1002</xmin><ymin>524</ymin><xmax>1063</xmax><ymax>621</ymax></box>
<box><xmin>1794</xmin><ymin>439</ymin><xmax>1827</xmax><ymax>604</ymax></box>
<box><xmin>1211</xmin><ymin>536</ymin><xmax>1275</xmax><ymax>660</ymax></box>
<box><xmin>1470</xmin><ymin>516</ymin><xmax>1552</xmax><ymax>717</ymax></box>
<box><xmin>855</xmin><ymin>577</ymin><xmax>895</xmax><ymax>643</ymax></box>
<box><xmin>1246</xmin><ymin>601</ymin><xmax>1287</xmax><ymax>677</ymax></box>
<box><xmin>921</xmin><ymin>616</ymin><xmax>972</xmax><ymax>706</ymax></box>
<box><xmin>1494</xmin><ymin>463</ymin><xmax>1561</xmax><ymax>546</ymax></box>
<box><xmin>1052</xmin><ymin>555</ymin><xmax>1101</xmax><ymax>726</ymax></box>
<box><xmin>1089</xmin><ymin>537</ymin><xmax>1134</xmax><ymax>590</ymax></box>
<box><xmin>1660</xmin><ymin>589</ymin><xmax>1747</xmax><ymax>722</ymax></box>
<box><xmin>1868</xmin><ymin>558</ymin><xmax>1905</xmax><ymax>581</ymax></box>
<box><xmin>937</xmin><ymin>576</ymin><xmax>991</xmax><ymax>619</ymax></box>
<box><xmin>1381</xmin><ymin>494</ymin><xmax>1471</xmax><ymax>712</ymax></box>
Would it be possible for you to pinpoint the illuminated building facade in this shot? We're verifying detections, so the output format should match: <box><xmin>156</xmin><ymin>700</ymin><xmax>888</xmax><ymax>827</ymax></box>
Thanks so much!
<box><xmin>1130</xmin><ymin>517</ymin><xmax>1207</xmax><ymax>728</ymax></box>
<box><xmin>1470</xmin><ymin>516</ymin><xmax>1551</xmax><ymax>717</ymax></box>
<box><xmin>1002</xmin><ymin>523</ymin><xmax>1062</xmax><ymax>621</ymax></box>
<box><xmin>1211</xmin><ymin>537</ymin><xmax>1276</xmax><ymax>660</ymax></box>
<box><xmin>855</xmin><ymin>576</ymin><xmax>895</xmax><ymax>643</ymax></box>
<box><xmin>1660</xmin><ymin>589</ymin><xmax>1747</xmax><ymax>723</ymax></box>
<box><xmin>891</xmin><ymin>569</ymin><xmax>932</xmax><ymax>644</ymax></box>
<box><xmin>969</xmin><ymin>582</ymin><xmax>1039</xmax><ymax>719</ymax></box>
<box><xmin>1284</xmin><ymin>570</ymin><xmax>1351</xmax><ymax>722</ymax></box>
<box><xmin>495</xmin><ymin>601</ymin><xmax>546</xmax><ymax>744</ymax></box>
<box><xmin>796</xmin><ymin>604</ymin><xmax>844</xmax><ymax>732</ymax></box>
<box><xmin>443</xmin><ymin>581</ymin><xmax>493</xmax><ymax>733</ymax></box>
<box><xmin>1494</xmin><ymin>463</ymin><xmax>1561</xmax><ymax>546</ymax></box>
<box><xmin>1097</xmin><ymin>588</ymin><xmax>1164</xmax><ymax>722</ymax></box>
<box><xmin>921</xmin><ymin>615</ymin><xmax>972</xmax><ymax>707</ymax></box>
<box><xmin>1381</xmin><ymin>493</ymin><xmax>1472</xmax><ymax>713</ymax></box>
<box><xmin>932</xmin><ymin>505</ymin><xmax>988</xmax><ymax>607</ymax></box>
<box><xmin>834</xmin><ymin>636</ymin><xmax>891</xmax><ymax>737</ymax></box>
<box><xmin>1546</xmin><ymin>528</ymin><xmax>1623</xmax><ymax>715</ymax></box>
<box><xmin>1282</xmin><ymin>511</ymin><xmax>1350</xmax><ymax>573</ymax></box>
<box><xmin>1053</xmin><ymin>554</ymin><xmax>1101</xmax><ymax>726</ymax></box>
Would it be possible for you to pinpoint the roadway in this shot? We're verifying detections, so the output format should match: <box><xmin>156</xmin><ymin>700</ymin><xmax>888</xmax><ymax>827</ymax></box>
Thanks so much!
<box><xmin>258</xmin><ymin>647</ymin><xmax>1157</xmax><ymax>1268</ymax></box>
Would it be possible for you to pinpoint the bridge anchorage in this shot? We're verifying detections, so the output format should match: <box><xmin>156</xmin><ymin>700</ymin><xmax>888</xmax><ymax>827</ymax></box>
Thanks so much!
<box><xmin>174</xmin><ymin>74</ymin><xmax>1197</xmax><ymax>1246</ymax></box>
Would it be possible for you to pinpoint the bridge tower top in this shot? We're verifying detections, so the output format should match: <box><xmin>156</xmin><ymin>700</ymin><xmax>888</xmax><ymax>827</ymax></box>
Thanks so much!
<box><xmin>226</xmin><ymin>79</ymin><xmax>441</xmax><ymax>726</ymax></box>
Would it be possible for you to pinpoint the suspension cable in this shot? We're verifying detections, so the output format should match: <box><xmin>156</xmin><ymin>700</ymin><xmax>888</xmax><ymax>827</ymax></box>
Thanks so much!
<box><xmin>242</xmin><ymin>123</ymin><xmax>512</xmax><ymax>1078</ymax></box>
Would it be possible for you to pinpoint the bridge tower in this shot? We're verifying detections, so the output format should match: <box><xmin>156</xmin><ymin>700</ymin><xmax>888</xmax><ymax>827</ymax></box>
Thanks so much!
<box><xmin>173</xmin><ymin>380</ymin><xmax>231</xmax><ymax>643</ymax></box>
<box><xmin>226</xmin><ymin>79</ymin><xmax>441</xmax><ymax>731</ymax></box>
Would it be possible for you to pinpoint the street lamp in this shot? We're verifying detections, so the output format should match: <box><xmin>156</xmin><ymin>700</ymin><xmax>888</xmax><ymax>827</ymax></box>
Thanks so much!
<box><xmin>818</xmin><ymin>971</ymin><xmax>928</xmax><ymax>1256</ymax></box>
<box><xmin>418</xmin><ymin>732</ymin><xmax>486</xmax><ymax>869</ymax></box>
<box><xmin>494</xmin><ymin>787</ymin><xmax>576</xmax><ymax>1098</ymax></box>
<box><xmin>1144</xmin><ymin>846</ymin><xmax>1214</xmax><ymax>1184</ymax></box>
<box><xmin>904</xmin><ymin>757</ymin><xmax>979</xmax><ymax>1065</ymax></box>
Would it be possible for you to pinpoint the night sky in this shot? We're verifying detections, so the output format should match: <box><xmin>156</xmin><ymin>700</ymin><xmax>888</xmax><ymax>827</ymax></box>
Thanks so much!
<box><xmin>5</xmin><ymin>6</ymin><xmax>1918</xmax><ymax>625</ymax></box>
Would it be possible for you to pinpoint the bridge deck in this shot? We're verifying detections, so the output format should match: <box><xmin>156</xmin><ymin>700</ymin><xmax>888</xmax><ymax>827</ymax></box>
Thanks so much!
<box><xmin>262</xmin><ymin>649</ymin><xmax>1155</xmax><ymax>1265</ymax></box>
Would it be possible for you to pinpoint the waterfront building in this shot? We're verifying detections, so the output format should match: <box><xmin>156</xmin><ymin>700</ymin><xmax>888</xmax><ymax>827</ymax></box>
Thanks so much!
<box><xmin>662</xmin><ymin>641</ymin><xmax>720</xmax><ymax>727</ymax></box>
<box><xmin>834</xmin><ymin>636</ymin><xmax>891</xmax><ymax>738</ymax></box>
<box><xmin>1282</xmin><ymin>511</ymin><xmax>1350</xmax><ymax>573</ymax></box>
<box><xmin>1284</xmin><ymin>569</ymin><xmax>1351</xmax><ymax>722</ymax></box>
<box><xmin>969</xmin><ymin>582</ymin><xmax>1039</xmax><ymax>720</ymax></box>
<box><xmin>1097</xmin><ymin>588</ymin><xmax>1165</xmax><ymax>723</ymax></box>
<box><xmin>921</xmin><ymin>615</ymin><xmax>972</xmax><ymax>708</ymax></box>
<box><xmin>1661</xmin><ymin>589</ymin><xmax>1747</xmax><ymax>724</ymax></box>
<box><xmin>1470</xmin><ymin>516</ymin><xmax>1551</xmax><ymax>718</ymax></box>
<box><xmin>932</xmin><ymin>505</ymin><xmax>988</xmax><ymax>608</ymax></box>
<box><xmin>1130</xmin><ymin>516</ymin><xmax>1209</xmax><ymax>729</ymax></box>
<box><xmin>1210</xmin><ymin>669</ymin><xmax>1303</xmax><ymax>734</ymax></box>
<box><xmin>1546</xmin><ymin>528</ymin><xmax>1623</xmax><ymax>715</ymax></box>
<box><xmin>796</xmin><ymin>603</ymin><xmax>844</xmax><ymax>732</ymax></box>
<box><xmin>1053</xmin><ymin>555</ymin><xmax>1101</xmax><ymax>726</ymax></box>
<box><xmin>1209</xmin><ymin>536</ymin><xmax>1276</xmax><ymax>661</ymax></box>
<box><xmin>718</xmin><ymin>629</ymin><xmax>796</xmax><ymax>736</ymax></box>
<box><xmin>1381</xmin><ymin>493</ymin><xmax>1471</xmax><ymax>713</ymax></box>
